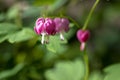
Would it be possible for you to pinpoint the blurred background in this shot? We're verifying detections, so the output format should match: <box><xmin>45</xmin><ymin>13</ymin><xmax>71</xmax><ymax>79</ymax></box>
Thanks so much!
<box><xmin>0</xmin><ymin>0</ymin><xmax>120</xmax><ymax>80</ymax></box>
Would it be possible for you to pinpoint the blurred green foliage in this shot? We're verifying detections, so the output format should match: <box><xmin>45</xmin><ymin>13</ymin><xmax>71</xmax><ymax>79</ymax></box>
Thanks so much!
<box><xmin>45</xmin><ymin>59</ymin><xmax>85</xmax><ymax>80</ymax></box>
<box><xmin>0</xmin><ymin>0</ymin><xmax>120</xmax><ymax>80</ymax></box>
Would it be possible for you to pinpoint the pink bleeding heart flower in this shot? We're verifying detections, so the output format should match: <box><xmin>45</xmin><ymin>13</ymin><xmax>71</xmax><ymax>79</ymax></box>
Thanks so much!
<box><xmin>34</xmin><ymin>17</ymin><xmax>56</xmax><ymax>44</ymax></box>
<box><xmin>77</xmin><ymin>29</ymin><xmax>90</xmax><ymax>51</ymax></box>
<box><xmin>54</xmin><ymin>18</ymin><xmax>69</xmax><ymax>40</ymax></box>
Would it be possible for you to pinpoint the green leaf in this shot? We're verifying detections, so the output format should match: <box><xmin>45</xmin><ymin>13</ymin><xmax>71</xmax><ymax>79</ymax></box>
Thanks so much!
<box><xmin>45</xmin><ymin>59</ymin><xmax>85</xmax><ymax>80</ymax></box>
<box><xmin>0</xmin><ymin>23</ymin><xmax>19</xmax><ymax>35</ymax></box>
<box><xmin>89</xmin><ymin>71</ymin><xmax>104</xmax><ymax>80</ymax></box>
<box><xmin>7</xmin><ymin>5</ymin><xmax>19</xmax><ymax>20</ymax></box>
<box><xmin>0</xmin><ymin>34</ymin><xmax>8</xmax><ymax>43</ymax></box>
<box><xmin>46</xmin><ymin>36</ymin><xmax>67</xmax><ymax>53</ymax></box>
<box><xmin>103</xmin><ymin>63</ymin><xmax>120</xmax><ymax>80</ymax></box>
<box><xmin>0</xmin><ymin>23</ymin><xmax>19</xmax><ymax>43</ymax></box>
<box><xmin>0</xmin><ymin>63</ymin><xmax>24</xmax><ymax>79</ymax></box>
<box><xmin>8</xmin><ymin>28</ymin><xmax>35</xmax><ymax>43</ymax></box>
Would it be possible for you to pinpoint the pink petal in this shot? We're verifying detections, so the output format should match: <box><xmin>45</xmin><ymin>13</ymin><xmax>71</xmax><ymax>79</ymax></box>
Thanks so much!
<box><xmin>36</xmin><ymin>18</ymin><xmax>45</xmax><ymax>27</ymax></box>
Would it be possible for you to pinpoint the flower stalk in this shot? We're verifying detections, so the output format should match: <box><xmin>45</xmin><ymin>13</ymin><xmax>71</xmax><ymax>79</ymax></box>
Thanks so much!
<box><xmin>83</xmin><ymin>0</ymin><xmax>100</xmax><ymax>30</ymax></box>
<box><xmin>82</xmin><ymin>0</ymin><xmax>100</xmax><ymax>80</ymax></box>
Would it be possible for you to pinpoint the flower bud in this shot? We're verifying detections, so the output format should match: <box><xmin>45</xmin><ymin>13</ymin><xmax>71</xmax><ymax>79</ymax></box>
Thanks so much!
<box><xmin>34</xmin><ymin>18</ymin><xmax>45</xmax><ymax>35</ymax></box>
<box><xmin>34</xmin><ymin>17</ymin><xmax>56</xmax><ymax>44</ymax></box>
<box><xmin>76</xmin><ymin>29</ymin><xmax>90</xmax><ymax>51</ymax></box>
<box><xmin>44</xmin><ymin>18</ymin><xmax>56</xmax><ymax>35</ymax></box>
<box><xmin>77</xmin><ymin>29</ymin><xmax>90</xmax><ymax>43</ymax></box>
<box><xmin>54</xmin><ymin>18</ymin><xmax>69</xmax><ymax>40</ymax></box>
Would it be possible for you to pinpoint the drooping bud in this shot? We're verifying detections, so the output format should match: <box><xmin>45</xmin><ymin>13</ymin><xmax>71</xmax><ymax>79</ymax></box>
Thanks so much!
<box><xmin>34</xmin><ymin>17</ymin><xmax>56</xmax><ymax>44</ymax></box>
<box><xmin>54</xmin><ymin>18</ymin><xmax>69</xmax><ymax>40</ymax></box>
<box><xmin>34</xmin><ymin>18</ymin><xmax>45</xmax><ymax>35</ymax></box>
<box><xmin>77</xmin><ymin>30</ymin><xmax>90</xmax><ymax>42</ymax></box>
<box><xmin>44</xmin><ymin>18</ymin><xmax>56</xmax><ymax>35</ymax></box>
<box><xmin>76</xmin><ymin>29</ymin><xmax>90</xmax><ymax>51</ymax></box>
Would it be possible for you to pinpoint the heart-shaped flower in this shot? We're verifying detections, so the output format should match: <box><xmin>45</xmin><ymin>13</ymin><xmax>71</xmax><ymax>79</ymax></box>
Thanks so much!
<box><xmin>34</xmin><ymin>17</ymin><xmax>56</xmax><ymax>44</ymax></box>
<box><xmin>77</xmin><ymin>29</ymin><xmax>90</xmax><ymax>51</ymax></box>
<box><xmin>54</xmin><ymin>18</ymin><xmax>69</xmax><ymax>40</ymax></box>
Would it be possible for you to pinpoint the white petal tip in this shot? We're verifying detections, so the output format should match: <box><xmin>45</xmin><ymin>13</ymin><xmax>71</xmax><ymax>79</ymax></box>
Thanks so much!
<box><xmin>60</xmin><ymin>33</ymin><xmax>65</xmax><ymax>40</ymax></box>
<box><xmin>80</xmin><ymin>43</ymin><xmax>85</xmax><ymax>51</ymax></box>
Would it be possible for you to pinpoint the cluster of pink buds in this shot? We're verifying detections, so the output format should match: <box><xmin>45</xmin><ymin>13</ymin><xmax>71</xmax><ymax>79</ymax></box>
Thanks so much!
<box><xmin>34</xmin><ymin>17</ymin><xmax>69</xmax><ymax>44</ymax></box>
<box><xmin>77</xmin><ymin>29</ymin><xmax>90</xmax><ymax>51</ymax></box>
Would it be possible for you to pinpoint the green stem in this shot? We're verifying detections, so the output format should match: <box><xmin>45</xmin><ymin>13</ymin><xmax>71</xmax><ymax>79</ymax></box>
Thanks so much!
<box><xmin>84</xmin><ymin>50</ymin><xmax>89</xmax><ymax>80</ymax></box>
<box><xmin>82</xmin><ymin>0</ymin><xmax>99</xmax><ymax>30</ymax></box>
